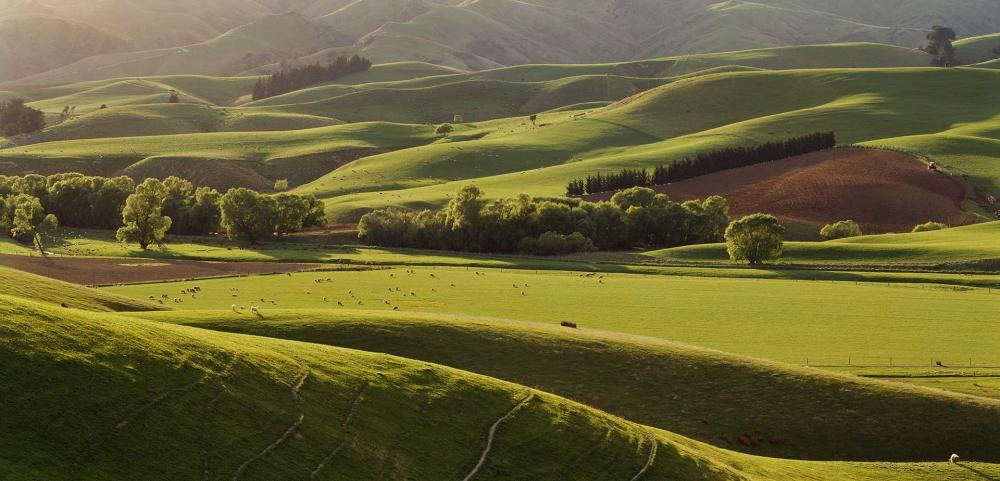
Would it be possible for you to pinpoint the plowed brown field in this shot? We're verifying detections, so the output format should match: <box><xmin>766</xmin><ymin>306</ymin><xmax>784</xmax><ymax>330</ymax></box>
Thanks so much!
<box><xmin>589</xmin><ymin>148</ymin><xmax>978</xmax><ymax>234</ymax></box>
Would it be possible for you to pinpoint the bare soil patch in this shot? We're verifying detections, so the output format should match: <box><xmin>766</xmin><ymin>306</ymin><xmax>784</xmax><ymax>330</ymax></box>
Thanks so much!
<box><xmin>0</xmin><ymin>254</ymin><xmax>312</xmax><ymax>286</ymax></box>
<box><xmin>586</xmin><ymin>148</ymin><xmax>978</xmax><ymax>233</ymax></box>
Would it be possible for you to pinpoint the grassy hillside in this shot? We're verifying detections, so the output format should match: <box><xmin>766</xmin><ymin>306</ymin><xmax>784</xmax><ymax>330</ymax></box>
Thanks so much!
<box><xmin>36</xmin><ymin>104</ymin><xmax>342</xmax><ymax>142</ymax></box>
<box><xmin>104</xmin><ymin>266</ymin><xmax>1000</xmax><ymax>367</ymax></box>
<box><xmin>3</xmin><ymin>295</ymin><xmax>999</xmax><ymax>480</ymax></box>
<box><xmin>956</xmin><ymin>33</ymin><xmax>1000</xmax><ymax>64</ymax></box>
<box><xmin>140</xmin><ymin>307</ymin><xmax>1000</xmax><ymax>462</ymax></box>
<box><xmin>0</xmin><ymin>122</ymin><xmax>436</xmax><ymax>189</ymax></box>
<box><xmin>649</xmin><ymin>221</ymin><xmax>1000</xmax><ymax>267</ymax></box>
<box><xmin>304</xmin><ymin>67</ymin><xmax>1000</xmax><ymax>221</ymax></box>
<box><xmin>0</xmin><ymin>265</ymin><xmax>161</xmax><ymax>312</ymax></box>
<box><xmin>12</xmin><ymin>12</ymin><xmax>349</xmax><ymax>86</ymax></box>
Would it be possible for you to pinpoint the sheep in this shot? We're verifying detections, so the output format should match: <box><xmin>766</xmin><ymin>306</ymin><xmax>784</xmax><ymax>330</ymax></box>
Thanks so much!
<box><xmin>950</xmin><ymin>454</ymin><xmax>960</xmax><ymax>464</ymax></box>
<box><xmin>561</xmin><ymin>321</ymin><xmax>578</xmax><ymax>329</ymax></box>
<box><xmin>232</xmin><ymin>304</ymin><xmax>239</xmax><ymax>313</ymax></box>
<box><xmin>393</xmin><ymin>306</ymin><xmax>400</xmax><ymax>311</ymax></box>
<box><xmin>337</xmin><ymin>301</ymin><xmax>344</xmax><ymax>306</ymax></box>
<box><xmin>251</xmin><ymin>306</ymin><xmax>261</xmax><ymax>317</ymax></box>
<box><xmin>148</xmin><ymin>295</ymin><xmax>156</xmax><ymax>300</ymax></box>
<box><xmin>323</xmin><ymin>297</ymin><xmax>329</xmax><ymax>302</ymax></box>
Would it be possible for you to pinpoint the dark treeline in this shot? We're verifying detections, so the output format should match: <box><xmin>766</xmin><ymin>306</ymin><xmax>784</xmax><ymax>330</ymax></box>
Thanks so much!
<box><xmin>566</xmin><ymin>132</ymin><xmax>836</xmax><ymax>196</ymax></box>
<box><xmin>252</xmin><ymin>54</ymin><xmax>372</xmax><ymax>100</ymax></box>
<box><xmin>0</xmin><ymin>99</ymin><xmax>45</xmax><ymax>137</ymax></box>
<box><xmin>0</xmin><ymin>173</ymin><xmax>326</xmax><ymax>247</ymax></box>
<box><xmin>359</xmin><ymin>185</ymin><xmax>730</xmax><ymax>256</ymax></box>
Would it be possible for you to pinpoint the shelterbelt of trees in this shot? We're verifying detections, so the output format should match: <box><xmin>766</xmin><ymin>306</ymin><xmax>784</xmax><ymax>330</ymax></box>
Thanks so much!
<box><xmin>566</xmin><ymin>132</ymin><xmax>837</xmax><ymax>196</ymax></box>
<box><xmin>358</xmin><ymin>185</ymin><xmax>730</xmax><ymax>256</ymax></box>
<box><xmin>0</xmin><ymin>174</ymin><xmax>325</xmax><ymax>250</ymax></box>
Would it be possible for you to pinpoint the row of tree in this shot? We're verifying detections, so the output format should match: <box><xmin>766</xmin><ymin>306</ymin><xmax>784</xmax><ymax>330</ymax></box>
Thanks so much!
<box><xmin>0</xmin><ymin>99</ymin><xmax>45</xmax><ymax>137</ymax></box>
<box><xmin>251</xmin><ymin>54</ymin><xmax>372</xmax><ymax>100</ymax></box>
<box><xmin>0</xmin><ymin>174</ymin><xmax>326</xmax><ymax>250</ymax></box>
<box><xmin>566</xmin><ymin>132</ymin><xmax>837</xmax><ymax>196</ymax></box>
<box><xmin>358</xmin><ymin>185</ymin><xmax>731</xmax><ymax>255</ymax></box>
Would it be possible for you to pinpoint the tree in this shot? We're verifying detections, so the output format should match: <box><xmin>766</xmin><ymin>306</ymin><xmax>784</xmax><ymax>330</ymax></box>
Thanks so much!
<box><xmin>116</xmin><ymin>179</ymin><xmax>172</xmax><ymax>250</ymax></box>
<box><xmin>436</xmin><ymin>124</ymin><xmax>454</xmax><ymax>137</ymax></box>
<box><xmin>611</xmin><ymin>187</ymin><xmax>666</xmax><ymax>210</ymax></box>
<box><xmin>924</xmin><ymin>26</ymin><xmax>958</xmax><ymax>66</ymax></box>
<box><xmin>0</xmin><ymin>99</ymin><xmax>45</xmax><ymax>136</ymax></box>
<box><xmin>220</xmin><ymin>188</ymin><xmax>278</xmax><ymax>244</ymax></box>
<box><xmin>274</xmin><ymin>179</ymin><xmax>289</xmax><ymax>191</ymax></box>
<box><xmin>167</xmin><ymin>90</ymin><xmax>180</xmax><ymax>103</ymax></box>
<box><xmin>912</xmin><ymin>221</ymin><xmax>948</xmax><ymax>233</ymax></box>
<box><xmin>529</xmin><ymin>114</ymin><xmax>537</xmax><ymax>126</ymax></box>
<box><xmin>187</xmin><ymin>187</ymin><xmax>222</xmax><ymax>234</ymax></box>
<box><xmin>820</xmin><ymin>220</ymin><xmax>863</xmax><ymax>240</ymax></box>
<box><xmin>8</xmin><ymin>194</ymin><xmax>45</xmax><ymax>238</ymax></box>
<box><xmin>725</xmin><ymin>214</ymin><xmax>784</xmax><ymax>265</ymax></box>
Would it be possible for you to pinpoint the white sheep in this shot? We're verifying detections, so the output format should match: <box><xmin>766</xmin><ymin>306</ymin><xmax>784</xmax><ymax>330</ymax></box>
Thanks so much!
<box><xmin>251</xmin><ymin>306</ymin><xmax>260</xmax><ymax>316</ymax></box>
<box><xmin>950</xmin><ymin>454</ymin><xmax>960</xmax><ymax>464</ymax></box>
<box><xmin>232</xmin><ymin>304</ymin><xmax>239</xmax><ymax>313</ymax></box>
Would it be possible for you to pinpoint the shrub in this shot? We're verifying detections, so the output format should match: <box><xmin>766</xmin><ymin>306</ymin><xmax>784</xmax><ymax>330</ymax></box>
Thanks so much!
<box><xmin>518</xmin><ymin>231</ymin><xmax>596</xmax><ymax>256</ymax></box>
<box><xmin>820</xmin><ymin>220</ymin><xmax>863</xmax><ymax>240</ymax></box>
<box><xmin>912</xmin><ymin>221</ymin><xmax>948</xmax><ymax>233</ymax></box>
<box><xmin>725</xmin><ymin>214</ymin><xmax>785</xmax><ymax>265</ymax></box>
<box><xmin>436</xmin><ymin>124</ymin><xmax>454</xmax><ymax>136</ymax></box>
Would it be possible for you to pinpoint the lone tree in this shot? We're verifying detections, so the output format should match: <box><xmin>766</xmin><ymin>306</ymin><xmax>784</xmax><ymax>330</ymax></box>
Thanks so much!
<box><xmin>436</xmin><ymin>123</ymin><xmax>454</xmax><ymax>137</ymax></box>
<box><xmin>725</xmin><ymin>213</ymin><xmax>784</xmax><ymax>265</ymax></box>
<box><xmin>924</xmin><ymin>26</ymin><xmax>957</xmax><ymax>66</ymax></box>
<box><xmin>820</xmin><ymin>220</ymin><xmax>863</xmax><ymax>240</ymax></box>
<box><xmin>116</xmin><ymin>178</ymin><xmax>172</xmax><ymax>249</ymax></box>
<box><xmin>273</xmin><ymin>179</ymin><xmax>289</xmax><ymax>192</ymax></box>
<box><xmin>167</xmin><ymin>90</ymin><xmax>180</xmax><ymax>103</ymax></box>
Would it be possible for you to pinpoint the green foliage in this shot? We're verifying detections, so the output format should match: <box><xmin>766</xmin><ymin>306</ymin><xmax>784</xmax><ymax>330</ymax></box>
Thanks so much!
<box><xmin>518</xmin><ymin>231</ymin><xmax>596</xmax><ymax>256</ymax></box>
<box><xmin>725</xmin><ymin>214</ymin><xmax>785</xmax><ymax>265</ymax></box>
<box><xmin>912</xmin><ymin>221</ymin><xmax>948</xmax><ymax>233</ymax></box>
<box><xmin>0</xmin><ymin>98</ymin><xmax>45</xmax><ymax>136</ymax></box>
<box><xmin>7</xmin><ymin>194</ymin><xmax>45</xmax><ymax>237</ymax></box>
<box><xmin>435</xmin><ymin>123</ymin><xmax>454</xmax><ymax>136</ymax></box>
<box><xmin>821</xmin><ymin>220</ymin><xmax>863</xmax><ymax>240</ymax></box>
<box><xmin>116</xmin><ymin>179</ymin><xmax>172</xmax><ymax>250</ymax></box>
<box><xmin>924</xmin><ymin>26</ymin><xmax>958</xmax><ymax>66</ymax></box>
<box><xmin>273</xmin><ymin>178</ymin><xmax>289</xmax><ymax>191</ymax></box>
<box><xmin>360</xmin><ymin>186</ymin><xmax>729</xmax><ymax>253</ymax></box>
<box><xmin>220</xmin><ymin>187</ymin><xmax>277</xmax><ymax>244</ymax></box>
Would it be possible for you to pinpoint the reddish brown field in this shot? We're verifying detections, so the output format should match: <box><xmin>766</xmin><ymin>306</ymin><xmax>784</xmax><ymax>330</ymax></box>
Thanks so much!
<box><xmin>588</xmin><ymin>148</ymin><xmax>978</xmax><ymax>234</ymax></box>
<box><xmin>0</xmin><ymin>254</ymin><xmax>312</xmax><ymax>286</ymax></box>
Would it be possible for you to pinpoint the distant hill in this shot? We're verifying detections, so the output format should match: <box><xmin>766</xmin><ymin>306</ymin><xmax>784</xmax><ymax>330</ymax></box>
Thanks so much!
<box><xmin>5</xmin><ymin>0</ymin><xmax>1000</xmax><ymax>84</ymax></box>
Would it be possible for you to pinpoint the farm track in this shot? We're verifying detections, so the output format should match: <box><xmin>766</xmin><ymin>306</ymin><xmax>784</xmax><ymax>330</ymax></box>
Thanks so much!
<box><xmin>461</xmin><ymin>393</ymin><xmax>535</xmax><ymax>481</ymax></box>
<box><xmin>232</xmin><ymin>370</ymin><xmax>309</xmax><ymax>481</ymax></box>
<box><xmin>310</xmin><ymin>383</ymin><xmax>369</xmax><ymax>480</ymax></box>
<box><xmin>629</xmin><ymin>431</ymin><xmax>658</xmax><ymax>481</ymax></box>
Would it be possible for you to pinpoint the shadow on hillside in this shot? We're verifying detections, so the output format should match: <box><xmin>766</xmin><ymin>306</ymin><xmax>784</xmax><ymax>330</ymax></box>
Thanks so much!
<box><xmin>959</xmin><ymin>464</ymin><xmax>999</xmax><ymax>480</ymax></box>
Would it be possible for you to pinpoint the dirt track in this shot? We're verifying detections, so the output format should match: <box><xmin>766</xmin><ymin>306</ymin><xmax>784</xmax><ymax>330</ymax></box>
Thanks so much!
<box><xmin>588</xmin><ymin>148</ymin><xmax>978</xmax><ymax>234</ymax></box>
<box><xmin>0</xmin><ymin>254</ymin><xmax>312</xmax><ymax>285</ymax></box>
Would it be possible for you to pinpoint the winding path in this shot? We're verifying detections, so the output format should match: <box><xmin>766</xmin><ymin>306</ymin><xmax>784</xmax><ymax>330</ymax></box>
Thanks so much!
<box><xmin>232</xmin><ymin>370</ymin><xmax>309</xmax><ymax>481</ymax></box>
<box><xmin>461</xmin><ymin>393</ymin><xmax>535</xmax><ymax>481</ymax></box>
<box><xmin>629</xmin><ymin>431</ymin><xmax>658</xmax><ymax>481</ymax></box>
<box><xmin>310</xmin><ymin>383</ymin><xmax>370</xmax><ymax>480</ymax></box>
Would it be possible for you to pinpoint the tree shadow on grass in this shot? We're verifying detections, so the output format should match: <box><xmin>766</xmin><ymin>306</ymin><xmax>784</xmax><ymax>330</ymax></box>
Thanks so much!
<box><xmin>958</xmin><ymin>464</ymin><xmax>1000</xmax><ymax>481</ymax></box>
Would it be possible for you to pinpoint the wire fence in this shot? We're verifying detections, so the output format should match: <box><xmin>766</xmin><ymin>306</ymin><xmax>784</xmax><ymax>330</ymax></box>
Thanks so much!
<box><xmin>802</xmin><ymin>356</ymin><xmax>1000</xmax><ymax>370</ymax></box>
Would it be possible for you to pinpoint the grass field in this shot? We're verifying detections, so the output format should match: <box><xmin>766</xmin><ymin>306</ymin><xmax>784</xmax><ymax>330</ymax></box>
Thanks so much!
<box><xmin>0</xmin><ymin>265</ymin><xmax>161</xmax><ymax>312</ymax></box>
<box><xmin>103</xmin><ymin>266</ymin><xmax>1000</xmax><ymax>367</ymax></box>
<box><xmin>3</xmin><ymin>295</ymin><xmax>1000</xmax><ymax>479</ymax></box>
<box><xmin>136</xmin><ymin>307</ymin><xmax>1000</xmax><ymax>462</ymax></box>
<box><xmin>649</xmin><ymin>221</ymin><xmax>1000</xmax><ymax>267</ymax></box>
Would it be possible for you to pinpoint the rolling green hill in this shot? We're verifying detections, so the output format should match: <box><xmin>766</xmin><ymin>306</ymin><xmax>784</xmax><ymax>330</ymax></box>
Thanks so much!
<box><xmin>648</xmin><ymin>221</ymin><xmax>1000</xmax><ymax>267</ymax></box>
<box><xmin>3</xmin><ymin>294</ymin><xmax>999</xmax><ymax>480</ymax></box>
<box><xmin>104</xmin><ymin>266</ymin><xmax>1000</xmax><ymax>367</ymax></box>
<box><xmin>0</xmin><ymin>265</ymin><xmax>162</xmax><ymax>312</ymax></box>
<box><xmin>956</xmin><ymin>33</ymin><xmax>1000</xmax><ymax>64</ymax></box>
<box><xmin>139</xmin><ymin>307</ymin><xmax>1000</xmax><ymax>462</ymax></box>
<box><xmin>0</xmin><ymin>122</ymin><xmax>436</xmax><ymax>190</ymax></box>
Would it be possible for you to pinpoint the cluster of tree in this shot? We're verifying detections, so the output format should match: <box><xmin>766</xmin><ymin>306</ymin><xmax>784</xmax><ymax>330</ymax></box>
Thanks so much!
<box><xmin>358</xmin><ymin>185</ymin><xmax>730</xmax><ymax>256</ymax></box>
<box><xmin>0</xmin><ymin>173</ymin><xmax>326</xmax><ymax>249</ymax></box>
<box><xmin>923</xmin><ymin>26</ymin><xmax>957</xmax><ymax>66</ymax></box>
<box><xmin>566</xmin><ymin>132</ymin><xmax>837</xmax><ymax>195</ymax></box>
<box><xmin>820</xmin><ymin>220</ymin><xmax>863</xmax><ymax>240</ymax></box>
<box><xmin>251</xmin><ymin>54</ymin><xmax>372</xmax><ymax>100</ymax></box>
<box><xmin>0</xmin><ymin>99</ymin><xmax>45</xmax><ymax>137</ymax></box>
<box><xmin>0</xmin><ymin>192</ymin><xmax>58</xmax><ymax>252</ymax></box>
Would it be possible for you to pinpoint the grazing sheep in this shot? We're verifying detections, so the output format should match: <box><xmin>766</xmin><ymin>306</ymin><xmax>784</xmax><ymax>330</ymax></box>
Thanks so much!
<box><xmin>148</xmin><ymin>295</ymin><xmax>156</xmax><ymax>300</ymax></box>
<box><xmin>561</xmin><ymin>321</ymin><xmax>578</xmax><ymax>329</ymax></box>
<box><xmin>251</xmin><ymin>306</ymin><xmax>261</xmax><ymax>317</ymax></box>
<box><xmin>950</xmin><ymin>454</ymin><xmax>960</xmax><ymax>464</ymax></box>
<box><xmin>323</xmin><ymin>297</ymin><xmax>329</xmax><ymax>302</ymax></box>
<box><xmin>521</xmin><ymin>292</ymin><xmax>526</xmax><ymax>296</ymax></box>
<box><xmin>357</xmin><ymin>300</ymin><xmax>363</xmax><ymax>305</ymax></box>
<box><xmin>337</xmin><ymin>302</ymin><xmax>344</xmax><ymax>306</ymax></box>
<box><xmin>393</xmin><ymin>306</ymin><xmax>400</xmax><ymax>311</ymax></box>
